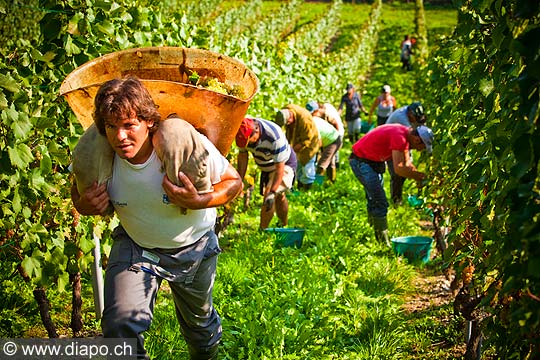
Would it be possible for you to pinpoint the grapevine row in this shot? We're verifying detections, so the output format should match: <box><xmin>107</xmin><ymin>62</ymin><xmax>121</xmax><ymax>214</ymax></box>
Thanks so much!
<box><xmin>422</xmin><ymin>0</ymin><xmax>539</xmax><ymax>356</ymax></box>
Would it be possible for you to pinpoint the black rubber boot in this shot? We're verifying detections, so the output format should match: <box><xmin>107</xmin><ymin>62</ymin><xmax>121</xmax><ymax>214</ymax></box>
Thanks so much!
<box><xmin>188</xmin><ymin>343</ymin><xmax>219</xmax><ymax>360</ymax></box>
<box><xmin>372</xmin><ymin>216</ymin><xmax>391</xmax><ymax>247</ymax></box>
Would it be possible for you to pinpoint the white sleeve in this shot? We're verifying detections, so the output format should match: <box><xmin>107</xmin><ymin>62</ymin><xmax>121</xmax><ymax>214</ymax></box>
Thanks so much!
<box><xmin>198</xmin><ymin>133</ymin><xmax>229</xmax><ymax>184</ymax></box>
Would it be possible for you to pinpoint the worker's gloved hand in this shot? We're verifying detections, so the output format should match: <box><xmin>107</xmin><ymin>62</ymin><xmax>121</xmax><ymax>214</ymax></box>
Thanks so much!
<box><xmin>263</xmin><ymin>192</ymin><xmax>275</xmax><ymax>211</ymax></box>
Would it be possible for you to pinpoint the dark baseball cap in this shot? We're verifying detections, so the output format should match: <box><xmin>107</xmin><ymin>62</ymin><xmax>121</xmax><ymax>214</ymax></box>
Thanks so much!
<box><xmin>408</xmin><ymin>102</ymin><xmax>426</xmax><ymax>122</ymax></box>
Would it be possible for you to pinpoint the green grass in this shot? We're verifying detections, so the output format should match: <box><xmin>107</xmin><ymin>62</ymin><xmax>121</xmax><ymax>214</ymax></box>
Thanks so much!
<box><xmin>0</xmin><ymin>272</ymin><xmax>101</xmax><ymax>338</ymax></box>
<box><xmin>333</xmin><ymin>3</ymin><xmax>372</xmax><ymax>52</ymax></box>
<box><xmin>424</xmin><ymin>4</ymin><xmax>458</xmax><ymax>39</ymax></box>
<box><xmin>142</xmin><ymin>140</ymin><xmax>454</xmax><ymax>359</ymax></box>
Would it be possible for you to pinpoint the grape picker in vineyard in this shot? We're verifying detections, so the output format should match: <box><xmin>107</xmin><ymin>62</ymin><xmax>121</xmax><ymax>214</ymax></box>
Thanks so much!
<box><xmin>400</xmin><ymin>35</ymin><xmax>414</xmax><ymax>71</ymax></box>
<box><xmin>306</xmin><ymin>102</ymin><xmax>342</xmax><ymax>183</ymax></box>
<box><xmin>385</xmin><ymin>101</ymin><xmax>427</xmax><ymax>205</ymax></box>
<box><xmin>386</xmin><ymin>101</ymin><xmax>425</xmax><ymax>129</ymax></box>
<box><xmin>349</xmin><ymin>123</ymin><xmax>433</xmax><ymax>245</ymax></box>
<box><xmin>338</xmin><ymin>83</ymin><xmax>369</xmax><ymax>143</ymax></box>
<box><xmin>306</xmin><ymin>100</ymin><xmax>345</xmax><ymax>170</ymax></box>
<box><xmin>235</xmin><ymin>116</ymin><xmax>297</xmax><ymax>229</ymax></box>
<box><xmin>306</xmin><ymin>100</ymin><xmax>345</xmax><ymax>144</ymax></box>
<box><xmin>368</xmin><ymin>84</ymin><xmax>397</xmax><ymax>126</ymax></box>
<box><xmin>70</xmin><ymin>77</ymin><xmax>243</xmax><ymax>360</ymax></box>
<box><xmin>274</xmin><ymin>104</ymin><xmax>320</xmax><ymax>190</ymax></box>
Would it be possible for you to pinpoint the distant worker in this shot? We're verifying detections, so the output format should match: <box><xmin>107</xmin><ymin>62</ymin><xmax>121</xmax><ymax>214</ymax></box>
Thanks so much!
<box><xmin>349</xmin><ymin>124</ymin><xmax>433</xmax><ymax>245</ymax></box>
<box><xmin>307</xmin><ymin>104</ymin><xmax>341</xmax><ymax>183</ymax></box>
<box><xmin>400</xmin><ymin>35</ymin><xmax>413</xmax><ymax>71</ymax></box>
<box><xmin>274</xmin><ymin>104</ymin><xmax>320</xmax><ymax>190</ymax></box>
<box><xmin>386</xmin><ymin>102</ymin><xmax>427</xmax><ymax>205</ymax></box>
<box><xmin>368</xmin><ymin>85</ymin><xmax>397</xmax><ymax>126</ymax></box>
<box><xmin>307</xmin><ymin>100</ymin><xmax>345</xmax><ymax>169</ymax></box>
<box><xmin>338</xmin><ymin>83</ymin><xmax>369</xmax><ymax>143</ymax></box>
<box><xmin>235</xmin><ymin>116</ymin><xmax>297</xmax><ymax>229</ymax></box>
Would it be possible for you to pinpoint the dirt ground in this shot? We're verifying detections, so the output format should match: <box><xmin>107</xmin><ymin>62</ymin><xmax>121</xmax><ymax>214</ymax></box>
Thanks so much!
<box><xmin>401</xmin><ymin>264</ymin><xmax>470</xmax><ymax>359</ymax></box>
<box><xmin>402</xmin><ymin>270</ymin><xmax>454</xmax><ymax>313</ymax></box>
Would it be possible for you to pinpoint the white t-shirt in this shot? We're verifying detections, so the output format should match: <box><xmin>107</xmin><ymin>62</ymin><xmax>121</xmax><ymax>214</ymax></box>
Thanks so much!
<box><xmin>322</xmin><ymin>103</ymin><xmax>345</xmax><ymax>137</ymax></box>
<box><xmin>108</xmin><ymin>134</ymin><xmax>228</xmax><ymax>249</ymax></box>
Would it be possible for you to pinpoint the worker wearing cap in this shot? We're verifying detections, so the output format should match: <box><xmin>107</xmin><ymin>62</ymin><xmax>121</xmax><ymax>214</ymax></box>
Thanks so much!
<box><xmin>274</xmin><ymin>104</ymin><xmax>320</xmax><ymax>190</ymax></box>
<box><xmin>385</xmin><ymin>101</ymin><xmax>427</xmax><ymax>205</ymax></box>
<box><xmin>309</xmin><ymin>101</ymin><xmax>345</xmax><ymax>140</ymax></box>
<box><xmin>385</xmin><ymin>101</ymin><xmax>426</xmax><ymax>128</ymax></box>
<box><xmin>236</xmin><ymin>117</ymin><xmax>297</xmax><ymax>229</ymax></box>
<box><xmin>349</xmin><ymin>123</ymin><xmax>433</xmax><ymax>246</ymax></box>
<box><xmin>338</xmin><ymin>83</ymin><xmax>369</xmax><ymax>143</ymax></box>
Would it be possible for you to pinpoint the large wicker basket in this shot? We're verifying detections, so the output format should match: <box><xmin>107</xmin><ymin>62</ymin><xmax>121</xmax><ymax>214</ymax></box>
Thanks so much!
<box><xmin>59</xmin><ymin>47</ymin><xmax>259</xmax><ymax>155</ymax></box>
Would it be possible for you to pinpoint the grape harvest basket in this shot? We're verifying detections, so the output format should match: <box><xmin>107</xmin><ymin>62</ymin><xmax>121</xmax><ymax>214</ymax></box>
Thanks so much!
<box><xmin>59</xmin><ymin>47</ymin><xmax>259</xmax><ymax>155</ymax></box>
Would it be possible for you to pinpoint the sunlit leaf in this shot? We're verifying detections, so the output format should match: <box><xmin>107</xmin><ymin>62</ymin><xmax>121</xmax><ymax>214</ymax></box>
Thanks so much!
<box><xmin>0</xmin><ymin>73</ymin><xmax>20</xmax><ymax>93</ymax></box>
<box><xmin>8</xmin><ymin>143</ymin><xmax>34</xmax><ymax>169</ymax></box>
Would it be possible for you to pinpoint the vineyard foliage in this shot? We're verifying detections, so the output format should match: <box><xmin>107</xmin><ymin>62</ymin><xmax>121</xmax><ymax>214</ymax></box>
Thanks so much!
<box><xmin>0</xmin><ymin>0</ymin><xmax>538</xmax><ymax>357</ymax></box>
<box><xmin>423</xmin><ymin>0</ymin><xmax>540</xmax><ymax>356</ymax></box>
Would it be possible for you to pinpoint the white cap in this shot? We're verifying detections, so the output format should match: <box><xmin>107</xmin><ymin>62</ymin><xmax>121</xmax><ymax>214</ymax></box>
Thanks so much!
<box><xmin>382</xmin><ymin>85</ymin><xmax>391</xmax><ymax>93</ymax></box>
<box><xmin>417</xmin><ymin>125</ymin><xmax>434</xmax><ymax>154</ymax></box>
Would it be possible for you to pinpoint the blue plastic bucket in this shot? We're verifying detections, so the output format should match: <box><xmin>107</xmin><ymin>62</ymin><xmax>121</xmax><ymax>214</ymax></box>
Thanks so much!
<box><xmin>391</xmin><ymin>236</ymin><xmax>433</xmax><ymax>263</ymax></box>
<box><xmin>264</xmin><ymin>227</ymin><xmax>305</xmax><ymax>248</ymax></box>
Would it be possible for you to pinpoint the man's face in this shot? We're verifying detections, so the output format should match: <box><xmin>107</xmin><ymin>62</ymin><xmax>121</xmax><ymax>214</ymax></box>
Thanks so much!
<box><xmin>407</xmin><ymin>111</ymin><xmax>419</xmax><ymax>126</ymax></box>
<box><xmin>247</xmin><ymin>125</ymin><xmax>260</xmax><ymax>145</ymax></box>
<box><xmin>408</xmin><ymin>109</ymin><xmax>425</xmax><ymax>126</ymax></box>
<box><xmin>410</xmin><ymin>135</ymin><xmax>426</xmax><ymax>151</ymax></box>
<box><xmin>105</xmin><ymin>114</ymin><xmax>154</xmax><ymax>164</ymax></box>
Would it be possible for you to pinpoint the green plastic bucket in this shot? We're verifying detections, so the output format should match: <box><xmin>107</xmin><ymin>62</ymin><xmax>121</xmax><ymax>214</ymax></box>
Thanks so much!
<box><xmin>360</xmin><ymin>121</ymin><xmax>374</xmax><ymax>134</ymax></box>
<box><xmin>391</xmin><ymin>236</ymin><xmax>433</xmax><ymax>263</ymax></box>
<box><xmin>264</xmin><ymin>227</ymin><xmax>305</xmax><ymax>248</ymax></box>
<box><xmin>407</xmin><ymin>194</ymin><xmax>424</xmax><ymax>208</ymax></box>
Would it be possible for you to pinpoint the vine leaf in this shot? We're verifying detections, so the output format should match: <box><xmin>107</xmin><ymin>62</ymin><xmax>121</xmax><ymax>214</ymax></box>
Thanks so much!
<box><xmin>12</xmin><ymin>114</ymin><xmax>33</xmax><ymax>140</ymax></box>
<box><xmin>0</xmin><ymin>73</ymin><xmax>20</xmax><ymax>93</ymax></box>
<box><xmin>22</xmin><ymin>254</ymin><xmax>43</xmax><ymax>280</ymax></box>
<box><xmin>8</xmin><ymin>143</ymin><xmax>34</xmax><ymax>169</ymax></box>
